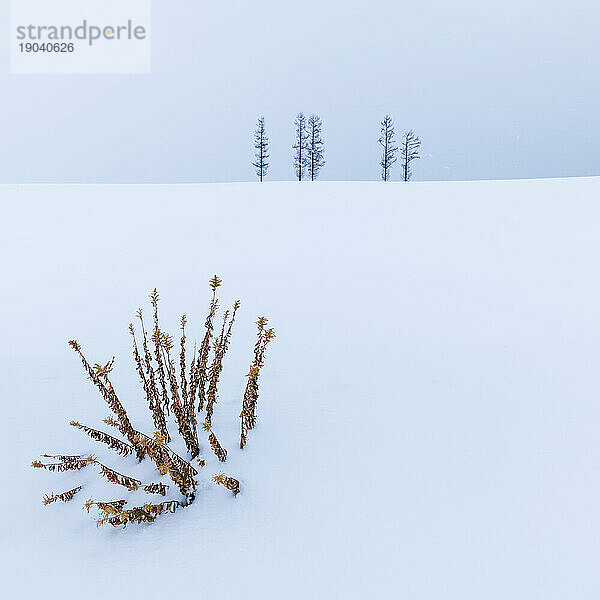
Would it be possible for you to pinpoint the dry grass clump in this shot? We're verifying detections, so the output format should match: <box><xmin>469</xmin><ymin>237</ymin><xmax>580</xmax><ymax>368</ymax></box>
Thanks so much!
<box><xmin>33</xmin><ymin>276</ymin><xmax>274</xmax><ymax>528</ymax></box>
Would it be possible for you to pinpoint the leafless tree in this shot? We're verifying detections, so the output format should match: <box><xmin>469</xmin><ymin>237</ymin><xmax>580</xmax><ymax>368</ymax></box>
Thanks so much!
<box><xmin>306</xmin><ymin>114</ymin><xmax>325</xmax><ymax>181</ymax></box>
<box><xmin>378</xmin><ymin>115</ymin><xmax>397</xmax><ymax>181</ymax></box>
<box><xmin>252</xmin><ymin>117</ymin><xmax>269</xmax><ymax>182</ymax></box>
<box><xmin>400</xmin><ymin>130</ymin><xmax>421</xmax><ymax>181</ymax></box>
<box><xmin>292</xmin><ymin>112</ymin><xmax>310</xmax><ymax>181</ymax></box>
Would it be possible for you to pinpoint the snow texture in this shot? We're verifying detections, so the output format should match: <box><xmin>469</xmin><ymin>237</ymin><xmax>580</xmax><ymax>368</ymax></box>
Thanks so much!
<box><xmin>2</xmin><ymin>178</ymin><xmax>600</xmax><ymax>598</ymax></box>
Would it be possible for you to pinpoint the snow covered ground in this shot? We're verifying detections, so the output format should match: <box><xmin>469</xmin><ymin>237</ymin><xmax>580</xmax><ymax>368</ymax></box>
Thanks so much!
<box><xmin>2</xmin><ymin>178</ymin><xmax>600</xmax><ymax>598</ymax></box>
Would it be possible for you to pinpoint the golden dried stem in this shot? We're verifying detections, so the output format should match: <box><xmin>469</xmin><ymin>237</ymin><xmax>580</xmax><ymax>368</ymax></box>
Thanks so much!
<box><xmin>213</xmin><ymin>473</ymin><xmax>240</xmax><ymax>496</ymax></box>
<box><xmin>240</xmin><ymin>319</ymin><xmax>275</xmax><ymax>448</ymax></box>
<box><xmin>70</xmin><ymin>421</ymin><xmax>135</xmax><ymax>457</ymax></box>
<box><xmin>208</xmin><ymin>430</ymin><xmax>228</xmax><ymax>462</ymax></box>
<box><xmin>43</xmin><ymin>485</ymin><xmax>83</xmax><ymax>506</ymax></box>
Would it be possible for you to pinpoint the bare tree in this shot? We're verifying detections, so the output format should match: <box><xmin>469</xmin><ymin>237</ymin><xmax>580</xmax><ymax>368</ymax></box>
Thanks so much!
<box><xmin>293</xmin><ymin>112</ymin><xmax>309</xmax><ymax>181</ymax></box>
<box><xmin>378</xmin><ymin>115</ymin><xmax>397</xmax><ymax>181</ymax></box>
<box><xmin>306</xmin><ymin>114</ymin><xmax>325</xmax><ymax>181</ymax></box>
<box><xmin>252</xmin><ymin>117</ymin><xmax>269</xmax><ymax>182</ymax></box>
<box><xmin>400</xmin><ymin>130</ymin><xmax>421</xmax><ymax>182</ymax></box>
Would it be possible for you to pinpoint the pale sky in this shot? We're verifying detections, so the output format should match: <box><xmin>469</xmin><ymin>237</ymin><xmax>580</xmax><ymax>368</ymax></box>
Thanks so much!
<box><xmin>1</xmin><ymin>0</ymin><xmax>599</xmax><ymax>182</ymax></box>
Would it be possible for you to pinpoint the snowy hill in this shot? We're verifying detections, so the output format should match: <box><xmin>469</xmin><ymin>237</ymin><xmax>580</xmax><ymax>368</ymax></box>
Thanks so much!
<box><xmin>2</xmin><ymin>178</ymin><xmax>600</xmax><ymax>599</ymax></box>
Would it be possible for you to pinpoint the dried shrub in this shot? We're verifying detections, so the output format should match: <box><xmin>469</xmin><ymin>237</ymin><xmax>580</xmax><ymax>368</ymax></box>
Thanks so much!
<box><xmin>33</xmin><ymin>276</ymin><xmax>274</xmax><ymax>528</ymax></box>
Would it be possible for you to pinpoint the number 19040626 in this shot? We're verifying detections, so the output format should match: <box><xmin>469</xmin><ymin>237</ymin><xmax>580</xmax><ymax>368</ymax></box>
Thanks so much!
<box><xmin>20</xmin><ymin>42</ymin><xmax>74</xmax><ymax>53</ymax></box>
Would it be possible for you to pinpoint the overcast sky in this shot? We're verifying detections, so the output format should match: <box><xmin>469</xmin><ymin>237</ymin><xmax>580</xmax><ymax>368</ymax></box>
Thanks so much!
<box><xmin>1</xmin><ymin>0</ymin><xmax>599</xmax><ymax>183</ymax></box>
